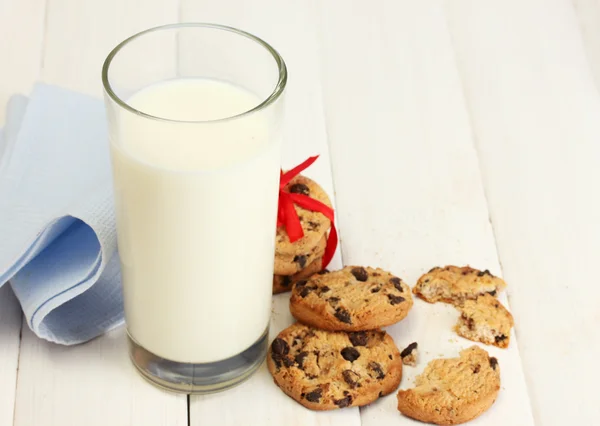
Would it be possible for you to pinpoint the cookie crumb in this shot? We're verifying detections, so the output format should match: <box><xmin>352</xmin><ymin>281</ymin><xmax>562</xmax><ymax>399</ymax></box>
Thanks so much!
<box><xmin>400</xmin><ymin>342</ymin><xmax>418</xmax><ymax>367</ymax></box>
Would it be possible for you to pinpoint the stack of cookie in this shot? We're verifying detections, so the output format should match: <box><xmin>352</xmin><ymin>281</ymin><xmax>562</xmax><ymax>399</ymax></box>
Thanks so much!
<box><xmin>272</xmin><ymin>174</ymin><xmax>333</xmax><ymax>294</ymax></box>
<box><xmin>267</xmin><ymin>265</ymin><xmax>415</xmax><ymax>410</ymax></box>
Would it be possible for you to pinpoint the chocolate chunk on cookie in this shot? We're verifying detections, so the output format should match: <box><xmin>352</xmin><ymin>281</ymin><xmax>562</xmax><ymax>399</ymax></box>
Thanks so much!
<box><xmin>275</xmin><ymin>174</ymin><xmax>332</xmax><ymax>257</ymax></box>
<box><xmin>267</xmin><ymin>323</ymin><xmax>402</xmax><ymax>411</ymax></box>
<box><xmin>273</xmin><ymin>256</ymin><xmax>324</xmax><ymax>295</ymax></box>
<box><xmin>454</xmin><ymin>294</ymin><xmax>514</xmax><ymax>349</ymax></box>
<box><xmin>397</xmin><ymin>346</ymin><xmax>501</xmax><ymax>424</ymax></box>
<box><xmin>274</xmin><ymin>235</ymin><xmax>327</xmax><ymax>276</ymax></box>
<box><xmin>413</xmin><ymin>265</ymin><xmax>507</xmax><ymax>305</ymax></box>
<box><xmin>289</xmin><ymin>266</ymin><xmax>413</xmax><ymax>331</ymax></box>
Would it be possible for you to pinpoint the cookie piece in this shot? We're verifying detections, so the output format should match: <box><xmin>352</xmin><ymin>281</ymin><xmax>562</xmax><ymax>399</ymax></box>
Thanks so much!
<box><xmin>413</xmin><ymin>266</ymin><xmax>506</xmax><ymax>305</ymax></box>
<box><xmin>274</xmin><ymin>234</ymin><xmax>327</xmax><ymax>276</ymax></box>
<box><xmin>454</xmin><ymin>294</ymin><xmax>514</xmax><ymax>348</ymax></box>
<box><xmin>267</xmin><ymin>323</ymin><xmax>402</xmax><ymax>410</ymax></box>
<box><xmin>289</xmin><ymin>266</ymin><xmax>413</xmax><ymax>331</ymax></box>
<box><xmin>397</xmin><ymin>346</ymin><xmax>500</xmax><ymax>425</ymax></box>
<box><xmin>273</xmin><ymin>258</ymin><xmax>326</xmax><ymax>295</ymax></box>
<box><xmin>400</xmin><ymin>342</ymin><xmax>418</xmax><ymax>367</ymax></box>
<box><xmin>276</xmin><ymin>175</ymin><xmax>332</xmax><ymax>257</ymax></box>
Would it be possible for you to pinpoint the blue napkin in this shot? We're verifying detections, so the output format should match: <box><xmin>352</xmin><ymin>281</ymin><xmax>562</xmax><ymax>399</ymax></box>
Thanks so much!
<box><xmin>0</xmin><ymin>83</ymin><xmax>124</xmax><ymax>345</ymax></box>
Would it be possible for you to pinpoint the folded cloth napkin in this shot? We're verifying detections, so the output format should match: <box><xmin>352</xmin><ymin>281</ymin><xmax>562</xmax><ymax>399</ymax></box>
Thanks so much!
<box><xmin>0</xmin><ymin>83</ymin><xmax>124</xmax><ymax>345</ymax></box>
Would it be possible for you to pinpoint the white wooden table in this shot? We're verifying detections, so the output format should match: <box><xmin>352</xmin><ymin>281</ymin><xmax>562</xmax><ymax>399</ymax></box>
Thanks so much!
<box><xmin>2</xmin><ymin>0</ymin><xmax>600</xmax><ymax>425</ymax></box>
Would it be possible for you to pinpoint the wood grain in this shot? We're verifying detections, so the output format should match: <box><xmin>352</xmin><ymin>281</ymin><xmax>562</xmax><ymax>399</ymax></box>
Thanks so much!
<box><xmin>0</xmin><ymin>0</ymin><xmax>45</xmax><ymax>123</ymax></box>
<box><xmin>13</xmin><ymin>327</ymin><xmax>186</xmax><ymax>426</ymax></box>
<box><xmin>446</xmin><ymin>0</ymin><xmax>600</xmax><ymax>424</ymax></box>
<box><xmin>0</xmin><ymin>286</ymin><xmax>22</xmax><ymax>426</ymax></box>
<box><xmin>319</xmin><ymin>1</ymin><xmax>535</xmax><ymax>424</ymax></box>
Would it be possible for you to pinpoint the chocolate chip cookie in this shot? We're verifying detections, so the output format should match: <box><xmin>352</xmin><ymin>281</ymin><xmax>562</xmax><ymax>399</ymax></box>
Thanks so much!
<box><xmin>267</xmin><ymin>323</ymin><xmax>402</xmax><ymax>410</ymax></box>
<box><xmin>397</xmin><ymin>346</ymin><xmax>500</xmax><ymax>425</ymax></box>
<box><xmin>276</xmin><ymin>175</ymin><xmax>332</xmax><ymax>257</ymax></box>
<box><xmin>289</xmin><ymin>266</ymin><xmax>413</xmax><ymax>331</ymax></box>
<box><xmin>273</xmin><ymin>258</ymin><xmax>325</xmax><ymax>295</ymax></box>
<box><xmin>413</xmin><ymin>266</ymin><xmax>506</xmax><ymax>306</ymax></box>
<box><xmin>274</xmin><ymin>235</ymin><xmax>327</xmax><ymax>276</ymax></box>
<box><xmin>454</xmin><ymin>294</ymin><xmax>514</xmax><ymax>349</ymax></box>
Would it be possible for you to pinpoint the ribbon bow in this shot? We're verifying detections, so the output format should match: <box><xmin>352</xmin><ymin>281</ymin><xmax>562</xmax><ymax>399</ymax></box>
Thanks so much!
<box><xmin>277</xmin><ymin>156</ymin><xmax>338</xmax><ymax>269</ymax></box>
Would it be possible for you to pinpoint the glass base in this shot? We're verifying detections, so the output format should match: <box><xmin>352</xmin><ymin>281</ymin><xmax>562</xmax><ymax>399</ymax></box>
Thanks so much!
<box><xmin>127</xmin><ymin>328</ymin><xmax>268</xmax><ymax>394</ymax></box>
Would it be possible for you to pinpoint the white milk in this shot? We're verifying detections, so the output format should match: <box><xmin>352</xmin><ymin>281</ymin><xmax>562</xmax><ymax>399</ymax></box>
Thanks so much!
<box><xmin>110</xmin><ymin>79</ymin><xmax>281</xmax><ymax>363</ymax></box>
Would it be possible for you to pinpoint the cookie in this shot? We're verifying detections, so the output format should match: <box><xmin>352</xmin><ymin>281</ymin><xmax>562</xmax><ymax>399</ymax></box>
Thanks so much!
<box><xmin>273</xmin><ymin>259</ymin><xmax>326</xmax><ymax>295</ymax></box>
<box><xmin>274</xmin><ymin>234</ymin><xmax>327</xmax><ymax>276</ymax></box>
<box><xmin>267</xmin><ymin>323</ymin><xmax>402</xmax><ymax>410</ymax></box>
<box><xmin>400</xmin><ymin>342</ymin><xmax>418</xmax><ymax>367</ymax></box>
<box><xmin>454</xmin><ymin>294</ymin><xmax>514</xmax><ymax>348</ymax></box>
<box><xmin>289</xmin><ymin>266</ymin><xmax>413</xmax><ymax>331</ymax></box>
<box><xmin>397</xmin><ymin>346</ymin><xmax>500</xmax><ymax>425</ymax></box>
<box><xmin>276</xmin><ymin>174</ymin><xmax>332</xmax><ymax>257</ymax></box>
<box><xmin>413</xmin><ymin>266</ymin><xmax>506</xmax><ymax>305</ymax></box>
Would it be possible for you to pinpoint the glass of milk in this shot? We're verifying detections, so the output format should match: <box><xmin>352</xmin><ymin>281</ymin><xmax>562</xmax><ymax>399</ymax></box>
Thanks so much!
<box><xmin>101</xmin><ymin>23</ymin><xmax>286</xmax><ymax>393</ymax></box>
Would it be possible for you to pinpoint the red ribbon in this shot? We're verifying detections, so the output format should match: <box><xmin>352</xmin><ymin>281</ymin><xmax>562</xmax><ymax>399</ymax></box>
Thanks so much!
<box><xmin>277</xmin><ymin>156</ymin><xmax>338</xmax><ymax>269</ymax></box>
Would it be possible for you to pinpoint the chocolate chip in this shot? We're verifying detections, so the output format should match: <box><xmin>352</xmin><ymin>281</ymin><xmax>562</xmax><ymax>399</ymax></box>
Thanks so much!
<box><xmin>478</xmin><ymin>269</ymin><xmax>491</xmax><ymax>277</ymax></box>
<box><xmin>304</xmin><ymin>388</ymin><xmax>322</xmax><ymax>402</ymax></box>
<box><xmin>488</xmin><ymin>289</ymin><xmax>497</xmax><ymax>296</ymax></box>
<box><xmin>368</xmin><ymin>362</ymin><xmax>385</xmax><ymax>379</ymax></box>
<box><xmin>424</xmin><ymin>278</ymin><xmax>430</xmax><ymax>283</ymax></box>
<box><xmin>307</xmin><ymin>221</ymin><xmax>319</xmax><ymax>231</ymax></box>
<box><xmin>463</xmin><ymin>315</ymin><xmax>475</xmax><ymax>330</ymax></box>
<box><xmin>388</xmin><ymin>354</ymin><xmax>393</xmax><ymax>360</ymax></box>
<box><xmin>294</xmin><ymin>255</ymin><xmax>307</xmax><ymax>268</ymax></box>
<box><xmin>378</xmin><ymin>391</ymin><xmax>384</xmax><ymax>398</ymax></box>
<box><xmin>489</xmin><ymin>357</ymin><xmax>498</xmax><ymax>370</ymax></box>
<box><xmin>371</xmin><ymin>286</ymin><xmax>381</xmax><ymax>293</ymax></box>
<box><xmin>473</xmin><ymin>364</ymin><xmax>481</xmax><ymax>374</ymax></box>
<box><xmin>372</xmin><ymin>272</ymin><xmax>380</xmax><ymax>277</ymax></box>
<box><xmin>328</xmin><ymin>296</ymin><xmax>340</xmax><ymax>303</ymax></box>
<box><xmin>282</xmin><ymin>357</ymin><xmax>294</xmax><ymax>367</ymax></box>
<box><xmin>295</xmin><ymin>280</ymin><xmax>307</xmax><ymax>288</ymax></box>
<box><xmin>289</xmin><ymin>183</ymin><xmax>310</xmax><ymax>195</ymax></box>
<box><xmin>348</xmin><ymin>332</ymin><xmax>368</xmax><ymax>347</ymax></box>
<box><xmin>318</xmin><ymin>269</ymin><xmax>329</xmax><ymax>275</ymax></box>
<box><xmin>271</xmin><ymin>338</ymin><xmax>289</xmax><ymax>356</ymax></box>
<box><xmin>388</xmin><ymin>294</ymin><xmax>405</xmax><ymax>305</ymax></box>
<box><xmin>400</xmin><ymin>342</ymin><xmax>418</xmax><ymax>358</ymax></box>
<box><xmin>462</xmin><ymin>270</ymin><xmax>469</xmax><ymax>275</ymax></box>
<box><xmin>342</xmin><ymin>370</ymin><xmax>360</xmax><ymax>388</ymax></box>
<box><xmin>334</xmin><ymin>393</ymin><xmax>353</xmax><ymax>408</ymax></box>
<box><xmin>390</xmin><ymin>277</ymin><xmax>403</xmax><ymax>292</ymax></box>
<box><xmin>320</xmin><ymin>286</ymin><xmax>330</xmax><ymax>293</ymax></box>
<box><xmin>495</xmin><ymin>334</ymin><xmax>507</xmax><ymax>343</ymax></box>
<box><xmin>281</xmin><ymin>276</ymin><xmax>292</xmax><ymax>288</ymax></box>
<box><xmin>299</xmin><ymin>286</ymin><xmax>314</xmax><ymax>298</ymax></box>
<box><xmin>351</xmin><ymin>267</ymin><xmax>368</xmax><ymax>282</ymax></box>
<box><xmin>335</xmin><ymin>307</ymin><xmax>352</xmax><ymax>324</ymax></box>
<box><xmin>292</xmin><ymin>352</ymin><xmax>307</xmax><ymax>369</ymax></box>
<box><xmin>341</xmin><ymin>347</ymin><xmax>360</xmax><ymax>362</ymax></box>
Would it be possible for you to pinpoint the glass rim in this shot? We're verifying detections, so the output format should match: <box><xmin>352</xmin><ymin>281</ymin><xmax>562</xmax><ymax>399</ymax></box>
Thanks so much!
<box><xmin>101</xmin><ymin>22</ymin><xmax>287</xmax><ymax>124</ymax></box>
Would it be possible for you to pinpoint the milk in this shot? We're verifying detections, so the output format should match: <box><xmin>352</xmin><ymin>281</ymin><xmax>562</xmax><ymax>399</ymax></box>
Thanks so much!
<box><xmin>109</xmin><ymin>79</ymin><xmax>281</xmax><ymax>363</ymax></box>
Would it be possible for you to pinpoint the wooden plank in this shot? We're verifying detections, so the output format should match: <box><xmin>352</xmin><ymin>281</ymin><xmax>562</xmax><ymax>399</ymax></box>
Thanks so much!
<box><xmin>0</xmin><ymin>286</ymin><xmax>22</xmax><ymax>426</ymax></box>
<box><xmin>40</xmin><ymin>0</ymin><xmax>178</xmax><ymax>97</ymax></box>
<box><xmin>0</xmin><ymin>0</ymin><xmax>45</xmax><ymax>124</ymax></box>
<box><xmin>14</xmin><ymin>327</ymin><xmax>186</xmax><ymax>426</ymax></box>
<box><xmin>12</xmin><ymin>1</ymin><xmax>187</xmax><ymax>425</ymax></box>
<box><xmin>445</xmin><ymin>0</ymin><xmax>600</xmax><ymax>424</ymax></box>
<box><xmin>182</xmin><ymin>1</ymin><xmax>358</xmax><ymax>425</ymax></box>
<box><xmin>572</xmin><ymin>0</ymin><xmax>600</xmax><ymax>91</ymax></box>
<box><xmin>320</xmin><ymin>1</ymin><xmax>535</xmax><ymax>424</ymax></box>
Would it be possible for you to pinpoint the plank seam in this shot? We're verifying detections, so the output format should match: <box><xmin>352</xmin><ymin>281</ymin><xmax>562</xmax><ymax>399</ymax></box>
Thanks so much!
<box><xmin>11</xmin><ymin>314</ymin><xmax>24</xmax><ymax>426</ymax></box>
<box><xmin>440</xmin><ymin>4</ymin><xmax>539</xmax><ymax>425</ymax></box>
